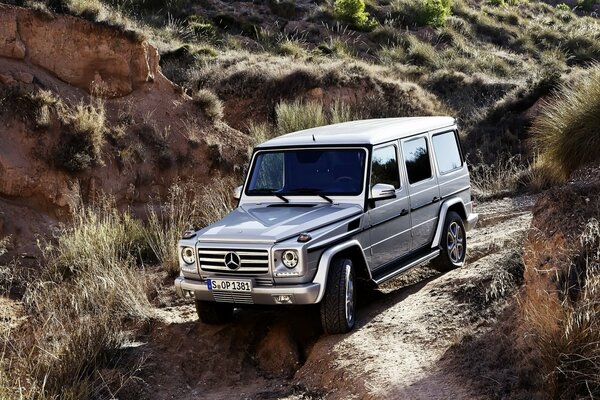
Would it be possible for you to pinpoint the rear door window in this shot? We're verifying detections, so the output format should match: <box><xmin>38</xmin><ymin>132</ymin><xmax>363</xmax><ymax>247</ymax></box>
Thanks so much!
<box><xmin>432</xmin><ymin>131</ymin><xmax>463</xmax><ymax>174</ymax></box>
<box><xmin>403</xmin><ymin>137</ymin><xmax>432</xmax><ymax>184</ymax></box>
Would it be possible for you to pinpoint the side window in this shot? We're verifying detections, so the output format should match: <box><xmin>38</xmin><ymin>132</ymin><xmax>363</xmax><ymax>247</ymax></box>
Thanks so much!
<box><xmin>403</xmin><ymin>137</ymin><xmax>432</xmax><ymax>184</ymax></box>
<box><xmin>254</xmin><ymin>152</ymin><xmax>284</xmax><ymax>190</ymax></box>
<box><xmin>432</xmin><ymin>131</ymin><xmax>463</xmax><ymax>174</ymax></box>
<box><xmin>371</xmin><ymin>145</ymin><xmax>400</xmax><ymax>189</ymax></box>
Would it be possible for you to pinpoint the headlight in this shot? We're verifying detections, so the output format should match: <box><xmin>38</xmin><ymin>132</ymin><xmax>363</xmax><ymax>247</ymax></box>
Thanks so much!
<box><xmin>181</xmin><ymin>247</ymin><xmax>196</xmax><ymax>265</ymax></box>
<box><xmin>282</xmin><ymin>250</ymin><xmax>298</xmax><ymax>269</ymax></box>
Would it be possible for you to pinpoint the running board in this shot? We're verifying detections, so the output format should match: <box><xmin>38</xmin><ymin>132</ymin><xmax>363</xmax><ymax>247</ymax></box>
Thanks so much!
<box><xmin>372</xmin><ymin>249</ymin><xmax>441</xmax><ymax>285</ymax></box>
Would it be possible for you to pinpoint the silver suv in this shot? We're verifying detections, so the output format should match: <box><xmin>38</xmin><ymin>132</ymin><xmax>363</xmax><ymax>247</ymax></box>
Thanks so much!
<box><xmin>175</xmin><ymin>117</ymin><xmax>478</xmax><ymax>333</ymax></box>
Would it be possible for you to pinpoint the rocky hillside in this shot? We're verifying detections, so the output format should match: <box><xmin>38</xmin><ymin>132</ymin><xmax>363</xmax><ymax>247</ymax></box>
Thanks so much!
<box><xmin>0</xmin><ymin>4</ymin><xmax>249</xmax><ymax>257</ymax></box>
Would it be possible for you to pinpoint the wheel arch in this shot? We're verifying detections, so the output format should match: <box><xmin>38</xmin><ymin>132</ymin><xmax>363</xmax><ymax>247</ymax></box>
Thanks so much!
<box><xmin>431</xmin><ymin>198</ymin><xmax>467</xmax><ymax>248</ymax></box>
<box><xmin>313</xmin><ymin>240</ymin><xmax>370</xmax><ymax>303</ymax></box>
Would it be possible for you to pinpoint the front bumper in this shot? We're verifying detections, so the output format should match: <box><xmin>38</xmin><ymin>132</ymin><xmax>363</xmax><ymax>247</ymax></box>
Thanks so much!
<box><xmin>175</xmin><ymin>276</ymin><xmax>321</xmax><ymax>305</ymax></box>
<box><xmin>465</xmin><ymin>212</ymin><xmax>479</xmax><ymax>231</ymax></box>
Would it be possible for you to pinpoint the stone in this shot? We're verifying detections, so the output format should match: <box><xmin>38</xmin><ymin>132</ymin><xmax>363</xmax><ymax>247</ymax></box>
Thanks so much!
<box><xmin>14</xmin><ymin>71</ymin><xmax>34</xmax><ymax>84</ymax></box>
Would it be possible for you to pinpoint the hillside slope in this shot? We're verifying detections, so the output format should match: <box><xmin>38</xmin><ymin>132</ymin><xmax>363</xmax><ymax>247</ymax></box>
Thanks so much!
<box><xmin>0</xmin><ymin>5</ymin><xmax>249</xmax><ymax>257</ymax></box>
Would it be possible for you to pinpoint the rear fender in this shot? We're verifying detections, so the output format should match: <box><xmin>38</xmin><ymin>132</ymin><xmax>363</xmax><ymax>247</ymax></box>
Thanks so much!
<box><xmin>431</xmin><ymin>199</ymin><xmax>466</xmax><ymax>248</ymax></box>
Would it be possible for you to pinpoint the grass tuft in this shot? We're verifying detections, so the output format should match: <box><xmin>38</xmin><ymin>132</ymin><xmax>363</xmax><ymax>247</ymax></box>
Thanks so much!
<box><xmin>531</xmin><ymin>66</ymin><xmax>600</xmax><ymax>180</ymax></box>
<box><xmin>193</xmin><ymin>89</ymin><xmax>224</xmax><ymax>122</ymax></box>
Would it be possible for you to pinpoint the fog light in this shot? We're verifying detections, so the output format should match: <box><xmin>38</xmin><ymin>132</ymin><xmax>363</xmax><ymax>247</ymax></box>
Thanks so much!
<box><xmin>185</xmin><ymin>290</ymin><xmax>194</xmax><ymax>298</ymax></box>
<box><xmin>273</xmin><ymin>294</ymin><xmax>294</xmax><ymax>304</ymax></box>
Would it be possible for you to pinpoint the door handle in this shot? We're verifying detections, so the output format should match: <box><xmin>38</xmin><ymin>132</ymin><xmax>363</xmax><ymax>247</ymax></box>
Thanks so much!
<box><xmin>432</xmin><ymin>196</ymin><xmax>440</xmax><ymax>203</ymax></box>
<box><xmin>400</xmin><ymin>209</ymin><xmax>409</xmax><ymax>216</ymax></box>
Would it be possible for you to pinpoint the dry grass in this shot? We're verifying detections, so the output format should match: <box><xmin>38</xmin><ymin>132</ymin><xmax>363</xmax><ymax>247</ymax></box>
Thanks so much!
<box><xmin>469</xmin><ymin>152</ymin><xmax>530</xmax><ymax>199</ymax></box>
<box><xmin>0</xmin><ymin>199</ymin><xmax>152</xmax><ymax>399</ymax></box>
<box><xmin>193</xmin><ymin>88</ymin><xmax>224</xmax><ymax>122</ymax></box>
<box><xmin>531</xmin><ymin>66</ymin><xmax>600</xmax><ymax>181</ymax></box>
<box><xmin>522</xmin><ymin>219</ymin><xmax>600</xmax><ymax>398</ymax></box>
<box><xmin>145</xmin><ymin>181</ymin><xmax>201</xmax><ymax>277</ymax></box>
<box><xmin>57</xmin><ymin>99</ymin><xmax>107</xmax><ymax>172</ymax></box>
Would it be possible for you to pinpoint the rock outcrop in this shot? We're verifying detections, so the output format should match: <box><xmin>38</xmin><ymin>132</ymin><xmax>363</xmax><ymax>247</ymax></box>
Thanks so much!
<box><xmin>0</xmin><ymin>4</ymin><xmax>165</xmax><ymax>98</ymax></box>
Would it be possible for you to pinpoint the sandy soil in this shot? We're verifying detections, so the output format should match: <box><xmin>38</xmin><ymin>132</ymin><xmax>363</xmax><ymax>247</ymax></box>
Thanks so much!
<box><xmin>134</xmin><ymin>195</ymin><xmax>535</xmax><ymax>400</ymax></box>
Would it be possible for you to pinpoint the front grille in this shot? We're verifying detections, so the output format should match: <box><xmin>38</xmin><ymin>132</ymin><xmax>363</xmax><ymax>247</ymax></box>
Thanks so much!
<box><xmin>212</xmin><ymin>291</ymin><xmax>254</xmax><ymax>304</ymax></box>
<box><xmin>198</xmin><ymin>248</ymin><xmax>269</xmax><ymax>274</ymax></box>
<box><xmin>254</xmin><ymin>278</ymin><xmax>273</xmax><ymax>287</ymax></box>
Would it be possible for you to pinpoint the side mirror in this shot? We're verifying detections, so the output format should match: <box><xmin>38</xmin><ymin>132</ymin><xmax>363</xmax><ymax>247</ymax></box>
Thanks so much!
<box><xmin>370</xmin><ymin>183</ymin><xmax>396</xmax><ymax>200</ymax></box>
<box><xmin>233</xmin><ymin>185</ymin><xmax>243</xmax><ymax>201</ymax></box>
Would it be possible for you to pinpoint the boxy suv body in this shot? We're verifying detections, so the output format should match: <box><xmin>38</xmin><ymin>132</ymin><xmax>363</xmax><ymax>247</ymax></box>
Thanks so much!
<box><xmin>175</xmin><ymin>117</ymin><xmax>478</xmax><ymax>333</ymax></box>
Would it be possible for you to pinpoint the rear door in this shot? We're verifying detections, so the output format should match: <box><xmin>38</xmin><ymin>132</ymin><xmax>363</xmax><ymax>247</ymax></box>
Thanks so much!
<box><xmin>401</xmin><ymin>135</ymin><xmax>441</xmax><ymax>250</ymax></box>
<box><xmin>367</xmin><ymin>143</ymin><xmax>412</xmax><ymax>269</ymax></box>
<box><xmin>431</xmin><ymin>130</ymin><xmax>470</xmax><ymax>200</ymax></box>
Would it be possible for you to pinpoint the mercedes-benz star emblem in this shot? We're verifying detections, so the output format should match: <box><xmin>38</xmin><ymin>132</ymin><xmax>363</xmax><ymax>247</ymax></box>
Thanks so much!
<box><xmin>224</xmin><ymin>252</ymin><xmax>241</xmax><ymax>270</ymax></box>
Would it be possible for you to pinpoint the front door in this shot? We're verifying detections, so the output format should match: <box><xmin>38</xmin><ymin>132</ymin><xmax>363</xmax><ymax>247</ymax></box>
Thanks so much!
<box><xmin>367</xmin><ymin>143</ymin><xmax>412</xmax><ymax>269</ymax></box>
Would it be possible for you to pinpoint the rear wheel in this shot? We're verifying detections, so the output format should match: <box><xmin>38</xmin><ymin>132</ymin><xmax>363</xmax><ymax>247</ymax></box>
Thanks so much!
<box><xmin>432</xmin><ymin>211</ymin><xmax>466</xmax><ymax>272</ymax></box>
<box><xmin>195</xmin><ymin>300</ymin><xmax>234</xmax><ymax>324</ymax></box>
<box><xmin>320</xmin><ymin>258</ymin><xmax>356</xmax><ymax>334</ymax></box>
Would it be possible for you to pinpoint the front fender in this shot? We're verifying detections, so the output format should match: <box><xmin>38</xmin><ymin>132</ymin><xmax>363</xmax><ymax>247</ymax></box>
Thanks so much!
<box><xmin>313</xmin><ymin>240</ymin><xmax>369</xmax><ymax>303</ymax></box>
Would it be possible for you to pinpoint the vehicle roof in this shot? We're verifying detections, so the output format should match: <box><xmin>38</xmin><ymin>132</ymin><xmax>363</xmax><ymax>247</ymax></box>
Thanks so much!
<box><xmin>256</xmin><ymin>117</ymin><xmax>456</xmax><ymax>148</ymax></box>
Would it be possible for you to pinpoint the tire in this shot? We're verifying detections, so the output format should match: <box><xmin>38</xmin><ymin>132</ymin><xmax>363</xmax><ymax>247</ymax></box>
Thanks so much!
<box><xmin>432</xmin><ymin>211</ymin><xmax>466</xmax><ymax>272</ymax></box>
<box><xmin>195</xmin><ymin>300</ymin><xmax>234</xmax><ymax>324</ymax></box>
<box><xmin>320</xmin><ymin>258</ymin><xmax>356</xmax><ymax>334</ymax></box>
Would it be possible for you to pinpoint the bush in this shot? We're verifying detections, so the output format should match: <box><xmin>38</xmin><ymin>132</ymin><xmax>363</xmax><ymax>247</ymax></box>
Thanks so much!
<box><xmin>333</xmin><ymin>0</ymin><xmax>377</xmax><ymax>31</ymax></box>
<box><xmin>193</xmin><ymin>89</ymin><xmax>224</xmax><ymax>122</ymax></box>
<box><xmin>531</xmin><ymin>67</ymin><xmax>600</xmax><ymax>180</ymax></box>
<box><xmin>269</xmin><ymin>0</ymin><xmax>296</xmax><ymax>18</ymax></box>
<box><xmin>416</xmin><ymin>0</ymin><xmax>452</xmax><ymax>28</ymax></box>
<box><xmin>556</xmin><ymin>3</ymin><xmax>571</xmax><ymax>12</ymax></box>
<box><xmin>56</xmin><ymin>100</ymin><xmax>106</xmax><ymax>172</ymax></box>
<box><xmin>2</xmin><ymin>200</ymin><xmax>153</xmax><ymax>398</ymax></box>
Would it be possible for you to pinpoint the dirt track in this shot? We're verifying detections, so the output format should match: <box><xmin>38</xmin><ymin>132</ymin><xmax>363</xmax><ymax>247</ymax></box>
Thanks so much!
<box><xmin>135</xmin><ymin>195</ymin><xmax>535</xmax><ymax>400</ymax></box>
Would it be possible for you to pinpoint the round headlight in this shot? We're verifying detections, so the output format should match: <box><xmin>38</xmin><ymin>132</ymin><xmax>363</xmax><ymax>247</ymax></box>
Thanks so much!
<box><xmin>282</xmin><ymin>250</ymin><xmax>299</xmax><ymax>269</ymax></box>
<box><xmin>181</xmin><ymin>247</ymin><xmax>195</xmax><ymax>265</ymax></box>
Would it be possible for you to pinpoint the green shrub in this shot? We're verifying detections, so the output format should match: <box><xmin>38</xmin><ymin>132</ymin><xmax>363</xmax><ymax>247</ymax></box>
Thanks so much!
<box><xmin>556</xmin><ymin>3</ymin><xmax>571</xmax><ymax>12</ymax></box>
<box><xmin>531</xmin><ymin>67</ymin><xmax>600</xmax><ymax>180</ymax></box>
<box><xmin>416</xmin><ymin>0</ymin><xmax>452</xmax><ymax>28</ymax></box>
<box><xmin>578</xmin><ymin>0</ymin><xmax>599</xmax><ymax>11</ymax></box>
<box><xmin>334</xmin><ymin>0</ymin><xmax>377</xmax><ymax>31</ymax></box>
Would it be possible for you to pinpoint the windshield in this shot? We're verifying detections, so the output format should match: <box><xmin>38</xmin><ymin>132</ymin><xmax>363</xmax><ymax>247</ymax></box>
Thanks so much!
<box><xmin>246</xmin><ymin>148</ymin><xmax>367</xmax><ymax>196</ymax></box>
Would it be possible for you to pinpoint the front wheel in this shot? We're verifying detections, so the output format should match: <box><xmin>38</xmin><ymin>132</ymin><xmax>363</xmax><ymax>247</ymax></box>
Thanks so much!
<box><xmin>195</xmin><ymin>300</ymin><xmax>234</xmax><ymax>324</ymax></box>
<box><xmin>320</xmin><ymin>258</ymin><xmax>356</xmax><ymax>334</ymax></box>
<box><xmin>432</xmin><ymin>211</ymin><xmax>466</xmax><ymax>272</ymax></box>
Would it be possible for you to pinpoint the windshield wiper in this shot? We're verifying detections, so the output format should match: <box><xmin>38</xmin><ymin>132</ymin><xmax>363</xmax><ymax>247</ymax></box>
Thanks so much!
<box><xmin>287</xmin><ymin>188</ymin><xmax>333</xmax><ymax>204</ymax></box>
<box><xmin>248</xmin><ymin>189</ymin><xmax>289</xmax><ymax>203</ymax></box>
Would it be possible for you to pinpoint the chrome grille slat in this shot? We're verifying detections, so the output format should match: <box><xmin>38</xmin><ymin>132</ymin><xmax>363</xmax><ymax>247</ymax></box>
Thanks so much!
<box><xmin>198</xmin><ymin>248</ymin><xmax>269</xmax><ymax>275</ymax></box>
<box><xmin>212</xmin><ymin>291</ymin><xmax>254</xmax><ymax>304</ymax></box>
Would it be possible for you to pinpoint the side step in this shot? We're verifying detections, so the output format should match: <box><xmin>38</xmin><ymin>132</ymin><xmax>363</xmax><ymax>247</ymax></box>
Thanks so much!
<box><xmin>371</xmin><ymin>249</ymin><xmax>440</xmax><ymax>285</ymax></box>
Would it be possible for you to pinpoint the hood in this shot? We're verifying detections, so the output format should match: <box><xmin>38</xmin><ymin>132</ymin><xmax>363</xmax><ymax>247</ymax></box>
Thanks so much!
<box><xmin>197</xmin><ymin>203</ymin><xmax>362</xmax><ymax>244</ymax></box>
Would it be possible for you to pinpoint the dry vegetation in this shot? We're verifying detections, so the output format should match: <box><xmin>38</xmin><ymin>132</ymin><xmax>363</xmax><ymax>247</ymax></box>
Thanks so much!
<box><xmin>1</xmin><ymin>0</ymin><xmax>600</xmax><ymax>398</ymax></box>
<box><xmin>0</xmin><ymin>177</ymin><xmax>236</xmax><ymax>399</ymax></box>
<box><xmin>523</xmin><ymin>219</ymin><xmax>600</xmax><ymax>398</ymax></box>
<box><xmin>532</xmin><ymin>65</ymin><xmax>600</xmax><ymax>183</ymax></box>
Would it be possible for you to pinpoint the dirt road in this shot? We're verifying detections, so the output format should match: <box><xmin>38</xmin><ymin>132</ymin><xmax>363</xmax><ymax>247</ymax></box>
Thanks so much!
<box><xmin>137</xmin><ymin>195</ymin><xmax>535</xmax><ymax>400</ymax></box>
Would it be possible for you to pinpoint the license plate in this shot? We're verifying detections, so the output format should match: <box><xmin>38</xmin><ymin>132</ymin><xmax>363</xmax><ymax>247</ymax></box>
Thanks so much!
<box><xmin>207</xmin><ymin>279</ymin><xmax>252</xmax><ymax>292</ymax></box>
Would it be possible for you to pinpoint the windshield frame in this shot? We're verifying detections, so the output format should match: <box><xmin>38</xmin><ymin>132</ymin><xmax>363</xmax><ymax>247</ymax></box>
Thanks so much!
<box><xmin>243</xmin><ymin>146</ymin><xmax>370</xmax><ymax>199</ymax></box>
